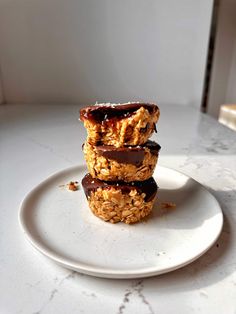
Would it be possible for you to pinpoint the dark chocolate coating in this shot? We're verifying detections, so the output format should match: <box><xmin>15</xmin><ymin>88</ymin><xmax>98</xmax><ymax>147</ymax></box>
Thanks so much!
<box><xmin>82</xmin><ymin>173</ymin><xmax>158</xmax><ymax>202</ymax></box>
<box><xmin>94</xmin><ymin>141</ymin><xmax>161</xmax><ymax>166</ymax></box>
<box><xmin>80</xmin><ymin>102</ymin><xmax>159</xmax><ymax>123</ymax></box>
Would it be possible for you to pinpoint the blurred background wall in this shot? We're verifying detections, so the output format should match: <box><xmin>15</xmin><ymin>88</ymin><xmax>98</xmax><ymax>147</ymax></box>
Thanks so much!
<box><xmin>0</xmin><ymin>71</ymin><xmax>3</xmax><ymax>104</ymax></box>
<box><xmin>207</xmin><ymin>0</ymin><xmax>236</xmax><ymax>118</ymax></box>
<box><xmin>0</xmin><ymin>0</ymin><xmax>213</xmax><ymax>107</ymax></box>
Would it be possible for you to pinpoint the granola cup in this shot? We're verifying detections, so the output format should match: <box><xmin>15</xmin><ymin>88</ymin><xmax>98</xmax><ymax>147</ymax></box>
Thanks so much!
<box><xmin>82</xmin><ymin>174</ymin><xmax>158</xmax><ymax>224</ymax></box>
<box><xmin>80</xmin><ymin>103</ymin><xmax>160</xmax><ymax>147</ymax></box>
<box><xmin>83</xmin><ymin>140</ymin><xmax>161</xmax><ymax>182</ymax></box>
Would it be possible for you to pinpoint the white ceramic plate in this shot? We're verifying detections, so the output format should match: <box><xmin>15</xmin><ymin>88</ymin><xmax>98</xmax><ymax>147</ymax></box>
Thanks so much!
<box><xmin>19</xmin><ymin>165</ymin><xmax>223</xmax><ymax>279</ymax></box>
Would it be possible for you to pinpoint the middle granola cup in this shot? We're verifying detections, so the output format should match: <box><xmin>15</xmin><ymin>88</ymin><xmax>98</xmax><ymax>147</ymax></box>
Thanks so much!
<box><xmin>83</xmin><ymin>140</ymin><xmax>161</xmax><ymax>182</ymax></box>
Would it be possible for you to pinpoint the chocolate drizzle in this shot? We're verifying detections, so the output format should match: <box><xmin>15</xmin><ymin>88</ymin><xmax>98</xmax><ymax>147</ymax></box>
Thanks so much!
<box><xmin>80</xmin><ymin>102</ymin><xmax>159</xmax><ymax>123</ymax></box>
<box><xmin>143</xmin><ymin>140</ymin><xmax>161</xmax><ymax>156</ymax></box>
<box><xmin>82</xmin><ymin>173</ymin><xmax>158</xmax><ymax>202</ymax></box>
<box><xmin>93</xmin><ymin>141</ymin><xmax>161</xmax><ymax>166</ymax></box>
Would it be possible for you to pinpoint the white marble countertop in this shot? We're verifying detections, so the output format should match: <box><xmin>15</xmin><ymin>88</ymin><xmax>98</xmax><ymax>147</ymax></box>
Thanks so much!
<box><xmin>1</xmin><ymin>104</ymin><xmax>236</xmax><ymax>314</ymax></box>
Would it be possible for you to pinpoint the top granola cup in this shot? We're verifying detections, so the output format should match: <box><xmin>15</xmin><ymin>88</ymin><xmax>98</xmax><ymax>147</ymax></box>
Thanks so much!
<box><xmin>80</xmin><ymin>102</ymin><xmax>160</xmax><ymax>147</ymax></box>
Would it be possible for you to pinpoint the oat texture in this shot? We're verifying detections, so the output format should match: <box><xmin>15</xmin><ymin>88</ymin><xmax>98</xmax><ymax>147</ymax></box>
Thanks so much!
<box><xmin>82</xmin><ymin>107</ymin><xmax>159</xmax><ymax>147</ymax></box>
<box><xmin>87</xmin><ymin>187</ymin><xmax>156</xmax><ymax>224</ymax></box>
<box><xmin>83</xmin><ymin>141</ymin><xmax>158</xmax><ymax>182</ymax></box>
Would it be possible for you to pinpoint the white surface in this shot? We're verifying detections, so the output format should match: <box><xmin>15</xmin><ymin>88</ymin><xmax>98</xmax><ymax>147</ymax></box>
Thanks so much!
<box><xmin>1</xmin><ymin>104</ymin><xmax>236</xmax><ymax>313</ymax></box>
<box><xmin>19</xmin><ymin>165</ymin><xmax>223</xmax><ymax>278</ymax></box>
<box><xmin>0</xmin><ymin>0</ymin><xmax>212</xmax><ymax>106</ymax></box>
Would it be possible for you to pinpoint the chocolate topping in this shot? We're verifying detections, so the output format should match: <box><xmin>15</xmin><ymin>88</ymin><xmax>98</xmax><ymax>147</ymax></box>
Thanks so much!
<box><xmin>82</xmin><ymin>173</ymin><xmax>158</xmax><ymax>202</ymax></box>
<box><xmin>80</xmin><ymin>102</ymin><xmax>159</xmax><ymax>123</ymax></box>
<box><xmin>96</xmin><ymin>146</ymin><xmax>145</xmax><ymax>166</ymax></box>
<box><xmin>143</xmin><ymin>140</ymin><xmax>161</xmax><ymax>155</ymax></box>
<box><xmin>93</xmin><ymin>140</ymin><xmax>161</xmax><ymax>166</ymax></box>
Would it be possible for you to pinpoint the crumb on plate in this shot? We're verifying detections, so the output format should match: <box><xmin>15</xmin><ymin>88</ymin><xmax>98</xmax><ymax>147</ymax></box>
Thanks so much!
<box><xmin>67</xmin><ymin>181</ymin><xmax>79</xmax><ymax>191</ymax></box>
<box><xmin>160</xmin><ymin>201</ymin><xmax>176</xmax><ymax>209</ymax></box>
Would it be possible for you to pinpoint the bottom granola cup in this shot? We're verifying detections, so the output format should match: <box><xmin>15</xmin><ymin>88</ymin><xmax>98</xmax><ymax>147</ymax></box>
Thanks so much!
<box><xmin>82</xmin><ymin>174</ymin><xmax>158</xmax><ymax>224</ymax></box>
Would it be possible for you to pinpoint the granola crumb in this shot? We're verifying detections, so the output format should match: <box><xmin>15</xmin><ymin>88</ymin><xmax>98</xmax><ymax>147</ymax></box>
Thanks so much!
<box><xmin>160</xmin><ymin>201</ymin><xmax>176</xmax><ymax>209</ymax></box>
<box><xmin>67</xmin><ymin>181</ymin><xmax>79</xmax><ymax>191</ymax></box>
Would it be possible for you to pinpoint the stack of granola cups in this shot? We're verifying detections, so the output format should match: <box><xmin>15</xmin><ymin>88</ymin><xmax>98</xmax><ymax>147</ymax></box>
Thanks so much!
<box><xmin>80</xmin><ymin>102</ymin><xmax>160</xmax><ymax>224</ymax></box>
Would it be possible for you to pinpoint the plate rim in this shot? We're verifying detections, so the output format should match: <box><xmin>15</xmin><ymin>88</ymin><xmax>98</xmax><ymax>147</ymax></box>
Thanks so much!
<box><xmin>18</xmin><ymin>165</ymin><xmax>224</xmax><ymax>279</ymax></box>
